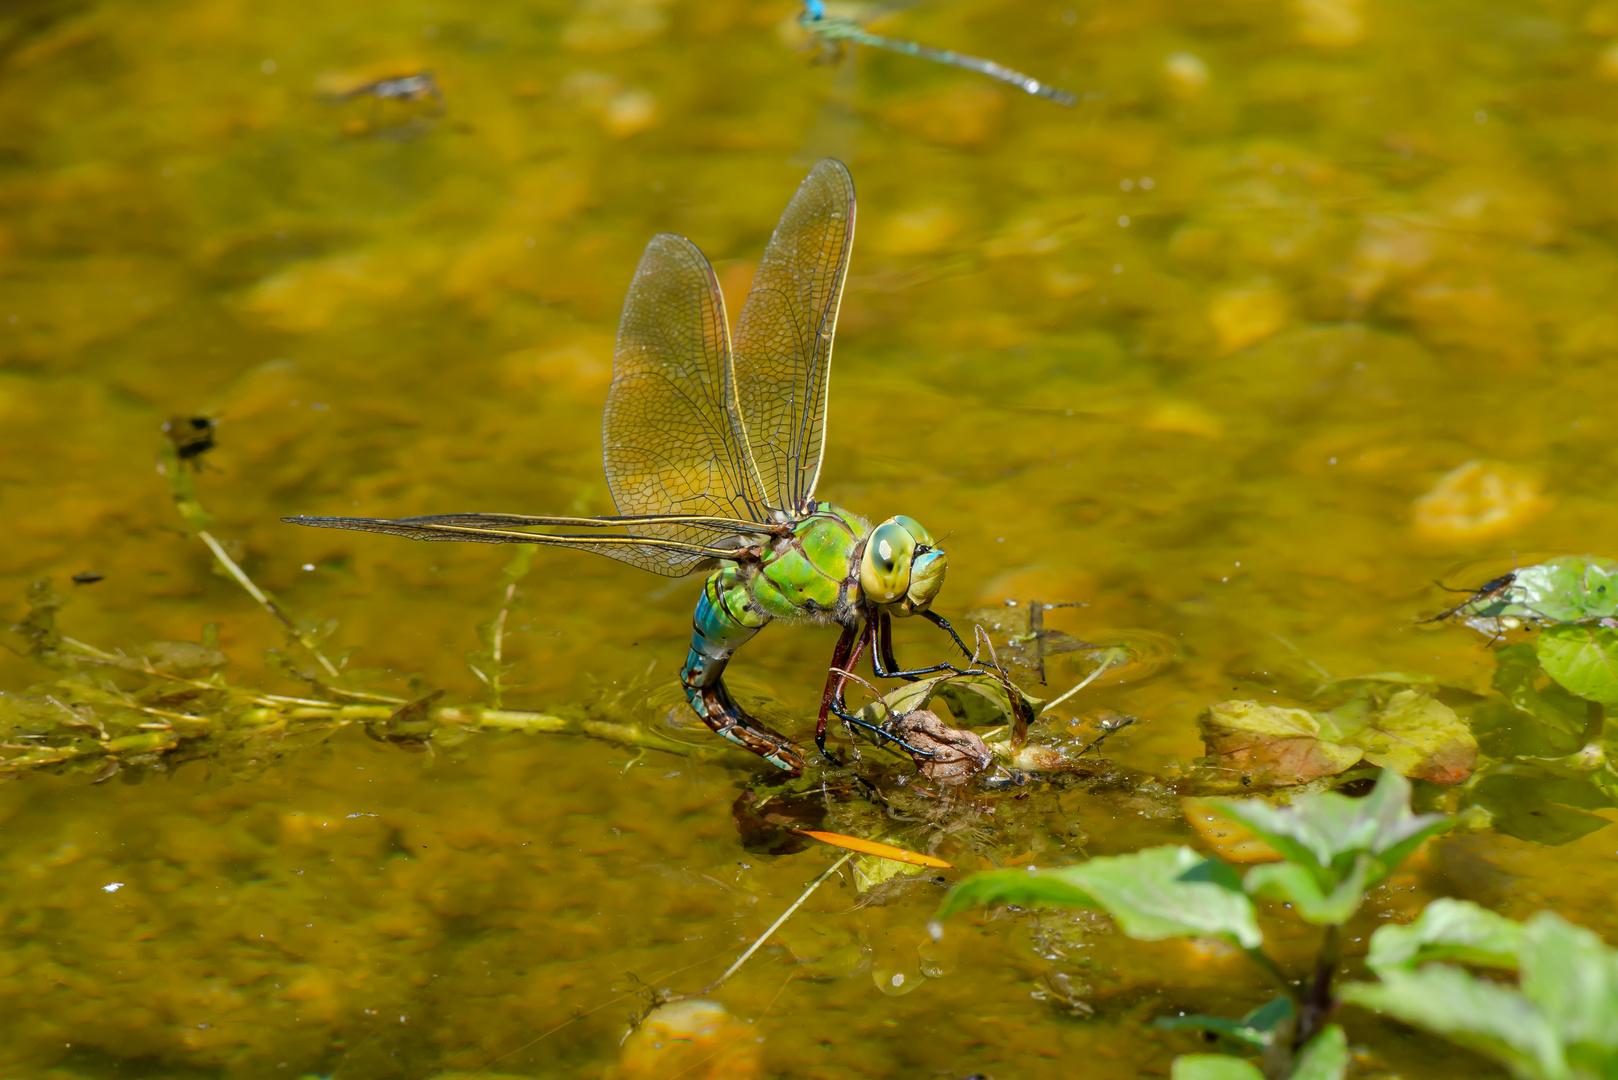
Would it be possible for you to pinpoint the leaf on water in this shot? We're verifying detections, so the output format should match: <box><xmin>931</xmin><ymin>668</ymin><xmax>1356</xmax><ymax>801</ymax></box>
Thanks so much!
<box><xmin>1465</xmin><ymin>773</ymin><xmax>1613</xmax><ymax>846</ymax></box>
<box><xmin>1340</xmin><ymin>966</ymin><xmax>1565</xmax><ymax>1080</ymax></box>
<box><xmin>798</xmin><ymin>830</ymin><xmax>952</xmax><ymax>868</ymax></box>
<box><xmin>1200</xmin><ymin>701</ymin><xmax>1365</xmax><ymax>785</ymax></box>
<box><xmin>1170</xmin><ymin>1055</ymin><xmax>1266</xmax><ymax>1080</ymax></box>
<box><xmin>1203</xmin><ymin>770</ymin><xmax>1451</xmax><ymax>895</ymax></box>
<box><xmin>939</xmin><ymin>846</ymin><xmax>1264</xmax><ymax>949</ymax></box>
<box><xmin>1202</xmin><ymin>691</ymin><xmax>1475</xmax><ymax>787</ymax></box>
<box><xmin>883</xmin><ymin>708</ymin><xmax>993</xmax><ymax>785</ymax></box>
<box><xmin>1365</xmin><ymin>897</ymin><xmax>1525</xmax><ymax>976</ymax></box>
<box><xmin>1534</xmin><ymin>625</ymin><xmax>1618</xmax><ymax>706</ymax></box>
<box><xmin>1491</xmin><ymin>642</ymin><xmax>1591</xmax><ymax>743</ymax></box>
<box><xmin>852</xmin><ymin>851</ymin><xmax>927</xmax><ymax>893</ymax></box>
<box><xmin>1291</xmin><ymin>1025</ymin><xmax>1350</xmax><ymax>1080</ymax></box>
<box><xmin>861</xmin><ymin>674</ymin><xmax>952</xmax><ymax>721</ymax></box>
<box><xmin>1448</xmin><ymin>556</ymin><xmax>1618</xmax><ymax>634</ymax></box>
<box><xmin>934</xmin><ymin>672</ymin><xmax>1043</xmax><ymax>728</ymax></box>
<box><xmin>1320</xmin><ymin>689</ymin><xmax>1477</xmax><ymax>784</ymax></box>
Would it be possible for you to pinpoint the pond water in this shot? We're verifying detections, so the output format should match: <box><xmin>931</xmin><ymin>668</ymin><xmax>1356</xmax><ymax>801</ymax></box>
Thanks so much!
<box><xmin>3</xmin><ymin>0</ymin><xmax>1618</xmax><ymax>1075</ymax></box>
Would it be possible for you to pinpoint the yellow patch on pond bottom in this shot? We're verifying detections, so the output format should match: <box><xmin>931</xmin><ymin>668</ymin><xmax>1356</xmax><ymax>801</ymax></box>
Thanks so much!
<box><xmin>1413</xmin><ymin>460</ymin><xmax>1546</xmax><ymax>541</ymax></box>
<box><xmin>614</xmin><ymin>1001</ymin><xmax>761</xmax><ymax>1080</ymax></box>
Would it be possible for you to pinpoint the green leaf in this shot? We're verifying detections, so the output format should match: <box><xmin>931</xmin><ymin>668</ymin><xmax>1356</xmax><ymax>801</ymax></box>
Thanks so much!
<box><xmin>1244</xmin><ymin>855</ymin><xmax>1372</xmax><ymax>926</ymax></box>
<box><xmin>1170</xmin><ymin>1055</ymin><xmax>1266</xmax><ymax>1080</ymax></box>
<box><xmin>934</xmin><ymin>672</ymin><xmax>1044</xmax><ymax>727</ymax></box>
<box><xmin>1452</xmin><ymin>556</ymin><xmax>1618</xmax><ymax>628</ymax></box>
<box><xmin>1155</xmin><ymin>997</ymin><xmax>1295</xmax><ymax>1052</ymax></box>
<box><xmin>1292</xmin><ymin>1025</ymin><xmax>1349</xmax><ymax>1080</ymax></box>
<box><xmin>933</xmin><ymin>866</ymin><xmax>1099</xmax><ymax>918</ymax></box>
<box><xmin>1341</xmin><ymin>967</ymin><xmax>1566</xmax><ymax>1080</ymax></box>
<box><xmin>1320</xmin><ymin>689</ymin><xmax>1477</xmax><ymax>785</ymax></box>
<box><xmin>1204</xmin><ymin>770</ymin><xmax>1451</xmax><ymax>891</ymax></box>
<box><xmin>857</xmin><ymin>675</ymin><xmax>953</xmax><ymax>726</ymax></box>
<box><xmin>1535</xmin><ymin>625</ymin><xmax>1618</xmax><ymax>706</ymax></box>
<box><xmin>1519</xmin><ymin>912</ymin><xmax>1618</xmax><ymax>1053</ymax></box>
<box><xmin>1492</xmin><ymin>643</ymin><xmax>1591</xmax><ymax>742</ymax></box>
<box><xmin>939</xmin><ymin>846</ymin><xmax>1263</xmax><ymax>949</ymax></box>
<box><xmin>1467</xmin><ymin>774</ymin><xmax>1613</xmax><ymax>846</ymax></box>
<box><xmin>1155</xmin><ymin>1014</ymin><xmax>1271</xmax><ymax>1050</ymax></box>
<box><xmin>1365</xmin><ymin>898</ymin><xmax>1525</xmax><ymax>976</ymax></box>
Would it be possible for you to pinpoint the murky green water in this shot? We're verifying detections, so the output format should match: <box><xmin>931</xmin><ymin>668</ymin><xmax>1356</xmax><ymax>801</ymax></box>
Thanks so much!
<box><xmin>4</xmin><ymin>0</ymin><xmax>1618</xmax><ymax>1075</ymax></box>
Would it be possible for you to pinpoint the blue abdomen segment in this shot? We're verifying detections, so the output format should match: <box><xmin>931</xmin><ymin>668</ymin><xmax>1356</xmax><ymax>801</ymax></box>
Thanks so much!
<box><xmin>680</xmin><ymin>567</ymin><xmax>806</xmax><ymax>773</ymax></box>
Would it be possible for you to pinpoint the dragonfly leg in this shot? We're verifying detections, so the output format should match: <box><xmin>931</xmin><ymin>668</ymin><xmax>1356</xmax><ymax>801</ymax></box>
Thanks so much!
<box><xmin>920</xmin><ymin>609</ymin><xmax>975</xmax><ymax>660</ymax></box>
<box><xmin>828</xmin><ymin>700</ymin><xmax>936</xmax><ymax>759</ymax></box>
<box><xmin>872</xmin><ymin>611</ymin><xmax>978</xmax><ymax>680</ymax></box>
<box><xmin>815</xmin><ymin>621</ymin><xmax>864</xmax><ymax>763</ymax></box>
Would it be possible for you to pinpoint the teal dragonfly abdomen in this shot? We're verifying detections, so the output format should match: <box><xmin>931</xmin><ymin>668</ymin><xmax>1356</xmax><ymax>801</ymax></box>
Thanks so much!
<box><xmin>681</xmin><ymin>507</ymin><xmax>953</xmax><ymax>773</ymax></box>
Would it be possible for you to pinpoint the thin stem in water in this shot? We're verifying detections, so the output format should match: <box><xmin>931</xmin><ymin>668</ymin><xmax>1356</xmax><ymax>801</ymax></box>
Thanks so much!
<box><xmin>667</xmin><ymin>852</ymin><xmax>854</xmax><ymax>1002</ymax></box>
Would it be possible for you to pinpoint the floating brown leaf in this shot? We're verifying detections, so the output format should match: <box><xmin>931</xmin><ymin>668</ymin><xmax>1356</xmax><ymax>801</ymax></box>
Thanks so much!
<box><xmin>884</xmin><ymin>708</ymin><xmax>993</xmax><ymax>785</ymax></box>
<box><xmin>1320</xmin><ymin>689</ymin><xmax>1477</xmax><ymax>785</ymax></box>
<box><xmin>1201</xmin><ymin>691</ymin><xmax>1477</xmax><ymax>787</ymax></box>
<box><xmin>1200</xmin><ymin>701</ymin><xmax>1364</xmax><ymax>785</ymax></box>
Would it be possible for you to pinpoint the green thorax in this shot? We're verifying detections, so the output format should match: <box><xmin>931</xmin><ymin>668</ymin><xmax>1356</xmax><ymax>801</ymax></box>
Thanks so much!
<box><xmin>747</xmin><ymin>503</ymin><xmax>868</xmax><ymax>621</ymax></box>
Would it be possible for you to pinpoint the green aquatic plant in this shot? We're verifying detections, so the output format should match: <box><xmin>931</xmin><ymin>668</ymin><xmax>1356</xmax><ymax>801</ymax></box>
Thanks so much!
<box><xmin>1342</xmin><ymin>899</ymin><xmax>1618</xmax><ymax>1080</ymax></box>
<box><xmin>1437</xmin><ymin>557</ymin><xmax>1618</xmax><ymax>844</ymax></box>
<box><xmin>0</xmin><ymin>439</ymin><xmax>755</xmax><ymax>781</ymax></box>
<box><xmin>936</xmin><ymin>770</ymin><xmax>1452</xmax><ymax>1080</ymax></box>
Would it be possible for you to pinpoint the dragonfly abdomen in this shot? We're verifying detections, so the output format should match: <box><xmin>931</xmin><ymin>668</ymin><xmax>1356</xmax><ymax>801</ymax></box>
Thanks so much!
<box><xmin>681</xmin><ymin>566</ymin><xmax>806</xmax><ymax>772</ymax></box>
<box><xmin>677</xmin><ymin>506</ymin><xmax>867</xmax><ymax>774</ymax></box>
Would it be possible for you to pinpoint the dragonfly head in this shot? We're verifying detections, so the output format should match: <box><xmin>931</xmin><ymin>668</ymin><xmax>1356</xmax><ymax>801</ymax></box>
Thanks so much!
<box><xmin>859</xmin><ymin>515</ymin><xmax>947</xmax><ymax>616</ymax></box>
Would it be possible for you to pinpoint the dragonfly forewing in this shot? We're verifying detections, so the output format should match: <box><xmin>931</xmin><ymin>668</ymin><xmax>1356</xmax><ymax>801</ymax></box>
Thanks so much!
<box><xmin>604</xmin><ymin>233</ymin><xmax>772</xmax><ymax>545</ymax></box>
<box><xmin>732</xmin><ymin>159</ymin><xmax>856</xmax><ymax>516</ymax></box>
<box><xmin>282</xmin><ymin>512</ymin><xmax>775</xmax><ymax>577</ymax></box>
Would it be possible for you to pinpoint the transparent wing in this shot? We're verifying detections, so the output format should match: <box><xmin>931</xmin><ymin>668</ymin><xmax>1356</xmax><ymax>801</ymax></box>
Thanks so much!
<box><xmin>603</xmin><ymin>233</ymin><xmax>772</xmax><ymax>558</ymax></box>
<box><xmin>731</xmin><ymin>158</ymin><xmax>856</xmax><ymax>515</ymax></box>
<box><xmin>284</xmin><ymin>512</ymin><xmax>773</xmax><ymax>578</ymax></box>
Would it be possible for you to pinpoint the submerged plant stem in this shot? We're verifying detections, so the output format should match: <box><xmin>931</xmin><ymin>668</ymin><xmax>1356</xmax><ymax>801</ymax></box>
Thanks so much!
<box><xmin>669</xmin><ymin>851</ymin><xmax>854</xmax><ymax>1002</ymax></box>
<box><xmin>159</xmin><ymin>444</ymin><xmax>341</xmax><ymax>679</ymax></box>
<box><xmin>1296</xmin><ymin>923</ymin><xmax>1341</xmax><ymax>1050</ymax></box>
<box><xmin>1040</xmin><ymin>647</ymin><xmax>1127</xmax><ymax>716</ymax></box>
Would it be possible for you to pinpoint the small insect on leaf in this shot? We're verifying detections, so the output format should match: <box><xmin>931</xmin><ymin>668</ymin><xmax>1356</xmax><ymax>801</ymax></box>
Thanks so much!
<box><xmin>798</xmin><ymin>830</ymin><xmax>952</xmax><ymax>868</ymax></box>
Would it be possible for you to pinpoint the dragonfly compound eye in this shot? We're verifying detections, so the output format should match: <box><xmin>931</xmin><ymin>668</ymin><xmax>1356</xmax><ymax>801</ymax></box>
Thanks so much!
<box><xmin>892</xmin><ymin>514</ymin><xmax>934</xmax><ymax>548</ymax></box>
<box><xmin>860</xmin><ymin>521</ymin><xmax>915</xmax><ymax>605</ymax></box>
<box><xmin>901</xmin><ymin>547</ymin><xmax>948</xmax><ymax>616</ymax></box>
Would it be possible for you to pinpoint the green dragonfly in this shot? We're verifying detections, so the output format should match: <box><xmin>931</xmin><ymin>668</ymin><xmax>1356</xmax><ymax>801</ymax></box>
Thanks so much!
<box><xmin>285</xmin><ymin>159</ymin><xmax>975</xmax><ymax>774</ymax></box>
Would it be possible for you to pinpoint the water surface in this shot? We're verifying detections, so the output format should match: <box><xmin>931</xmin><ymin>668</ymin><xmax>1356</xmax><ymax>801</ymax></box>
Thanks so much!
<box><xmin>3</xmin><ymin>0</ymin><xmax>1617</xmax><ymax>1075</ymax></box>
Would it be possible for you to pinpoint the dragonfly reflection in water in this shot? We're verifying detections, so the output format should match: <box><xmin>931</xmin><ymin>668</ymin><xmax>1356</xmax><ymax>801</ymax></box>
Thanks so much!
<box><xmin>285</xmin><ymin>160</ymin><xmax>978</xmax><ymax>775</ymax></box>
